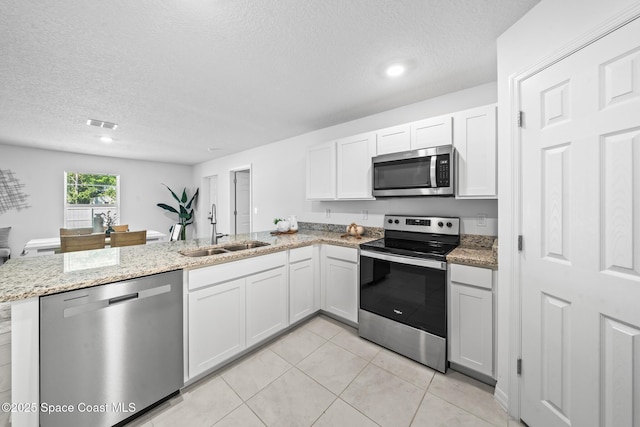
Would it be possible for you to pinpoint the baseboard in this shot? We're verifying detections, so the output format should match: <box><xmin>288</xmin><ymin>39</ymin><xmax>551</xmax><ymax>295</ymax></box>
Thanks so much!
<box><xmin>448</xmin><ymin>362</ymin><xmax>496</xmax><ymax>386</ymax></box>
<box><xmin>494</xmin><ymin>384</ymin><xmax>509</xmax><ymax>412</ymax></box>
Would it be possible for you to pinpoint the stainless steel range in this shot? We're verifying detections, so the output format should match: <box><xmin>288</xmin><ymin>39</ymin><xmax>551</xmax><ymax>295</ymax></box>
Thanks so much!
<box><xmin>358</xmin><ymin>214</ymin><xmax>460</xmax><ymax>373</ymax></box>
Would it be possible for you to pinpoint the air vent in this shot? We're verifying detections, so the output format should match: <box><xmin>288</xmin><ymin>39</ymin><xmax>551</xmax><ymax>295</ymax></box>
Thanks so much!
<box><xmin>86</xmin><ymin>119</ymin><xmax>118</xmax><ymax>130</ymax></box>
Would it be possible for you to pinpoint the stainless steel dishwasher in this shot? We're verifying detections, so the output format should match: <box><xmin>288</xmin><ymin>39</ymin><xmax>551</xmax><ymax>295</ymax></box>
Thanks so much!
<box><xmin>40</xmin><ymin>270</ymin><xmax>184</xmax><ymax>427</ymax></box>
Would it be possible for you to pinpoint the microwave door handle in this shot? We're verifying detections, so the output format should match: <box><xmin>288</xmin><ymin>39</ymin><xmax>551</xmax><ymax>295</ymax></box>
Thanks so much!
<box><xmin>430</xmin><ymin>156</ymin><xmax>437</xmax><ymax>188</ymax></box>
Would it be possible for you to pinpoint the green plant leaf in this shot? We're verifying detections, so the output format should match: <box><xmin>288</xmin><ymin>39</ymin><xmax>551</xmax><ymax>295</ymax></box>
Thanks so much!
<box><xmin>157</xmin><ymin>203</ymin><xmax>179</xmax><ymax>214</ymax></box>
<box><xmin>185</xmin><ymin>188</ymin><xmax>199</xmax><ymax>210</ymax></box>
<box><xmin>162</xmin><ymin>184</ymin><xmax>182</xmax><ymax>204</ymax></box>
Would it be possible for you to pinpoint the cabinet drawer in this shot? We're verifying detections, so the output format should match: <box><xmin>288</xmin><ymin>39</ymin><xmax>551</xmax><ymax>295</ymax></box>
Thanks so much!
<box><xmin>325</xmin><ymin>245</ymin><xmax>358</xmax><ymax>263</ymax></box>
<box><xmin>188</xmin><ymin>251</ymin><xmax>287</xmax><ymax>291</ymax></box>
<box><xmin>450</xmin><ymin>263</ymin><xmax>492</xmax><ymax>290</ymax></box>
<box><xmin>289</xmin><ymin>246</ymin><xmax>313</xmax><ymax>263</ymax></box>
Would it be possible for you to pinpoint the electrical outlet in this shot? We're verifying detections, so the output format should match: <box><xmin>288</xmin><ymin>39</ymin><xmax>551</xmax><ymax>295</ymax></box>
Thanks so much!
<box><xmin>326</xmin><ymin>208</ymin><xmax>331</xmax><ymax>218</ymax></box>
<box><xmin>362</xmin><ymin>210</ymin><xmax>368</xmax><ymax>220</ymax></box>
<box><xmin>477</xmin><ymin>214</ymin><xmax>487</xmax><ymax>227</ymax></box>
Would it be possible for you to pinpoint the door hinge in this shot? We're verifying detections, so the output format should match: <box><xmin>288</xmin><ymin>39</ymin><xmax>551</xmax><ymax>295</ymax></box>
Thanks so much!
<box><xmin>517</xmin><ymin>111</ymin><xmax>524</xmax><ymax>128</ymax></box>
<box><xmin>518</xmin><ymin>235</ymin><xmax>523</xmax><ymax>251</ymax></box>
<box><xmin>517</xmin><ymin>358</ymin><xmax>522</xmax><ymax>376</ymax></box>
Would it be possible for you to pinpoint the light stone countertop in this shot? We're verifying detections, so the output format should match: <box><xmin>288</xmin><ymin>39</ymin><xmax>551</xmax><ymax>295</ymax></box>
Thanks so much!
<box><xmin>0</xmin><ymin>230</ymin><xmax>379</xmax><ymax>303</ymax></box>
<box><xmin>447</xmin><ymin>235</ymin><xmax>498</xmax><ymax>270</ymax></box>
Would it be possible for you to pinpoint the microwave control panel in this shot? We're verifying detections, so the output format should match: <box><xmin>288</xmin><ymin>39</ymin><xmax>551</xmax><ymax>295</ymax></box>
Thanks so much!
<box><xmin>435</xmin><ymin>154</ymin><xmax>450</xmax><ymax>187</ymax></box>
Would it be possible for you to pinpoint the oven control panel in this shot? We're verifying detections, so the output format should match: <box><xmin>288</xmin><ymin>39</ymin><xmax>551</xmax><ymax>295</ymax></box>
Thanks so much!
<box><xmin>384</xmin><ymin>215</ymin><xmax>460</xmax><ymax>235</ymax></box>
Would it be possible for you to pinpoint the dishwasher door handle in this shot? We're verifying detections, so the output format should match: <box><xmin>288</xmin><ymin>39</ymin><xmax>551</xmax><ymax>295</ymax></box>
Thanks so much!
<box><xmin>108</xmin><ymin>292</ymin><xmax>139</xmax><ymax>305</ymax></box>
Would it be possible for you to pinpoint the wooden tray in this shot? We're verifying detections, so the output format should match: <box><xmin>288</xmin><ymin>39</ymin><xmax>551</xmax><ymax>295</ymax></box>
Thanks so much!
<box><xmin>270</xmin><ymin>229</ymin><xmax>298</xmax><ymax>235</ymax></box>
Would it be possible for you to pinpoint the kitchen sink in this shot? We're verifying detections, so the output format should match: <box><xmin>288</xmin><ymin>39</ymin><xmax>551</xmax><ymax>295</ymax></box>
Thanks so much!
<box><xmin>222</xmin><ymin>241</ymin><xmax>271</xmax><ymax>251</ymax></box>
<box><xmin>181</xmin><ymin>248</ymin><xmax>228</xmax><ymax>257</ymax></box>
<box><xmin>180</xmin><ymin>241</ymin><xmax>270</xmax><ymax>257</ymax></box>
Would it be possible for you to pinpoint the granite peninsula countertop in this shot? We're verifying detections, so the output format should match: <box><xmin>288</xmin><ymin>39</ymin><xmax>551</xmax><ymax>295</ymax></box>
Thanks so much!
<box><xmin>447</xmin><ymin>234</ymin><xmax>498</xmax><ymax>270</ymax></box>
<box><xmin>0</xmin><ymin>229</ymin><xmax>380</xmax><ymax>303</ymax></box>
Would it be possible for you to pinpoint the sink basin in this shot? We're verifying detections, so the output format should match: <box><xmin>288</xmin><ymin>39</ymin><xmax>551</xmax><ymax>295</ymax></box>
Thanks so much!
<box><xmin>181</xmin><ymin>248</ymin><xmax>228</xmax><ymax>257</ymax></box>
<box><xmin>222</xmin><ymin>241</ymin><xmax>271</xmax><ymax>251</ymax></box>
<box><xmin>180</xmin><ymin>241</ymin><xmax>270</xmax><ymax>257</ymax></box>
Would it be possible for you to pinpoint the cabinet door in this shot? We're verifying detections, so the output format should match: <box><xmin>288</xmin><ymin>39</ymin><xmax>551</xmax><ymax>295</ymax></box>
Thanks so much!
<box><xmin>324</xmin><ymin>257</ymin><xmax>358</xmax><ymax>323</ymax></box>
<box><xmin>306</xmin><ymin>141</ymin><xmax>336</xmax><ymax>200</ymax></box>
<box><xmin>336</xmin><ymin>132</ymin><xmax>376</xmax><ymax>199</ymax></box>
<box><xmin>449</xmin><ymin>282</ymin><xmax>493</xmax><ymax>377</ymax></box>
<box><xmin>410</xmin><ymin>115</ymin><xmax>452</xmax><ymax>149</ymax></box>
<box><xmin>289</xmin><ymin>258</ymin><xmax>314</xmax><ymax>324</ymax></box>
<box><xmin>246</xmin><ymin>267</ymin><xmax>288</xmax><ymax>347</ymax></box>
<box><xmin>376</xmin><ymin>124</ymin><xmax>410</xmax><ymax>155</ymax></box>
<box><xmin>453</xmin><ymin>104</ymin><xmax>497</xmax><ymax>198</ymax></box>
<box><xmin>188</xmin><ymin>278</ymin><xmax>246</xmax><ymax>379</ymax></box>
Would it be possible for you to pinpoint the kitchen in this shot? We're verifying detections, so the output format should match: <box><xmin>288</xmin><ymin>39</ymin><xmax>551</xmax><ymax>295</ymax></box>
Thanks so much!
<box><xmin>1</xmin><ymin>1</ymin><xmax>640</xmax><ymax>426</ymax></box>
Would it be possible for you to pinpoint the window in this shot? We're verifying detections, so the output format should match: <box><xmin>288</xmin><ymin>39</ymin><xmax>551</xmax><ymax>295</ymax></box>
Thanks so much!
<box><xmin>64</xmin><ymin>172</ymin><xmax>120</xmax><ymax>228</ymax></box>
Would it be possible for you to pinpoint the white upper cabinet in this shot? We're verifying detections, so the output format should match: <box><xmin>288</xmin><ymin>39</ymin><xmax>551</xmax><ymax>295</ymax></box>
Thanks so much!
<box><xmin>453</xmin><ymin>104</ymin><xmax>497</xmax><ymax>198</ymax></box>
<box><xmin>306</xmin><ymin>141</ymin><xmax>336</xmax><ymax>200</ymax></box>
<box><xmin>410</xmin><ymin>114</ymin><xmax>453</xmax><ymax>149</ymax></box>
<box><xmin>336</xmin><ymin>132</ymin><xmax>376</xmax><ymax>199</ymax></box>
<box><xmin>376</xmin><ymin>124</ymin><xmax>411</xmax><ymax>155</ymax></box>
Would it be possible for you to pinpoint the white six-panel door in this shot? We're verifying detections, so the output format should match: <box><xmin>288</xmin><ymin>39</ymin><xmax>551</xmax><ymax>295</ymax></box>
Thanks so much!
<box><xmin>520</xmin><ymin>17</ymin><xmax>640</xmax><ymax>427</ymax></box>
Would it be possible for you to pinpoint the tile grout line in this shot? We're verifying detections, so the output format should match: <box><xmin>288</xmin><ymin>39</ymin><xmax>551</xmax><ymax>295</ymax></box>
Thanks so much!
<box><xmin>407</xmin><ymin>382</ymin><xmax>430</xmax><ymax>427</ymax></box>
<box><xmin>335</xmin><ymin>359</ymin><xmax>384</xmax><ymax>426</ymax></box>
<box><xmin>427</xmin><ymin>377</ymin><xmax>506</xmax><ymax>427</ymax></box>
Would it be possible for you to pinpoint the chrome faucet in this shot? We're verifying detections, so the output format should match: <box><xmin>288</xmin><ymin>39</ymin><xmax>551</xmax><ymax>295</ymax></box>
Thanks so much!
<box><xmin>208</xmin><ymin>203</ymin><xmax>227</xmax><ymax>244</ymax></box>
<box><xmin>208</xmin><ymin>203</ymin><xmax>218</xmax><ymax>244</ymax></box>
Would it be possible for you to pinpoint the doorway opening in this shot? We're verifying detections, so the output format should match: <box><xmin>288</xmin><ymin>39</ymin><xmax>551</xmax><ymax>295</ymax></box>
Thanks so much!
<box><xmin>229</xmin><ymin>166</ymin><xmax>251</xmax><ymax>235</ymax></box>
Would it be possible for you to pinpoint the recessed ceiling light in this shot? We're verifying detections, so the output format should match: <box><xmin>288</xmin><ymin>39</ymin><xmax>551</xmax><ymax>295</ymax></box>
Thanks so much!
<box><xmin>207</xmin><ymin>147</ymin><xmax>221</xmax><ymax>152</ymax></box>
<box><xmin>100</xmin><ymin>136</ymin><xmax>113</xmax><ymax>143</ymax></box>
<box><xmin>385</xmin><ymin>64</ymin><xmax>406</xmax><ymax>78</ymax></box>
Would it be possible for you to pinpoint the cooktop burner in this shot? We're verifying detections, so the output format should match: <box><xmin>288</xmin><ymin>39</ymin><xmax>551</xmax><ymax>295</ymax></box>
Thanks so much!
<box><xmin>359</xmin><ymin>215</ymin><xmax>460</xmax><ymax>262</ymax></box>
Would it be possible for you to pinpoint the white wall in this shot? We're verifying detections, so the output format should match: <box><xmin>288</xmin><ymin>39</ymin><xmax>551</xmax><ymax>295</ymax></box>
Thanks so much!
<box><xmin>0</xmin><ymin>144</ymin><xmax>193</xmax><ymax>256</ymax></box>
<box><xmin>495</xmin><ymin>0</ymin><xmax>639</xmax><ymax>415</ymax></box>
<box><xmin>193</xmin><ymin>82</ymin><xmax>498</xmax><ymax>238</ymax></box>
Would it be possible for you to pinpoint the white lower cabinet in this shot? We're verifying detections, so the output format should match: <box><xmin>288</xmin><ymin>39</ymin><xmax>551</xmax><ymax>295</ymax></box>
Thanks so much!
<box><xmin>186</xmin><ymin>252</ymin><xmax>287</xmax><ymax>380</ymax></box>
<box><xmin>188</xmin><ymin>278</ymin><xmax>246</xmax><ymax>379</ymax></box>
<box><xmin>246</xmin><ymin>266</ymin><xmax>288</xmax><ymax>347</ymax></box>
<box><xmin>448</xmin><ymin>263</ymin><xmax>495</xmax><ymax>378</ymax></box>
<box><xmin>322</xmin><ymin>245</ymin><xmax>358</xmax><ymax>324</ymax></box>
<box><xmin>289</xmin><ymin>246</ymin><xmax>315</xmax><ymax>324</ymax></box>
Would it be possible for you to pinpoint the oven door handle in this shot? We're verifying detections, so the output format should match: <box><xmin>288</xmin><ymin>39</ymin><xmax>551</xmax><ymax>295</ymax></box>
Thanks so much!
<box><xmin>360</xmin><ymin>250</ymin><xmax>446</xmax><ymax>270</ymax></box>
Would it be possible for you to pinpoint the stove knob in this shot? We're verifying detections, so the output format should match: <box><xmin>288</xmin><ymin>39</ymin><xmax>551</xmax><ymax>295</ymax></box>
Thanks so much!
<box><xmin>446</xmin><ymin>222</ymin><xmax>452</xmax><ymax>228</ymax></box>
<box><xmin>437</xmin><ymin>221</ymin><xmax>444</xmax><ymax>227</ymax></box>
<box><xmin>387</xmin><ymin>219</ymin><xmax>393</xmax><ymax>224</ymax></box>
<box><xmin>394</xmin><ymin>220</ymin><xmax>400</xmax><ymax>224</ymax></box>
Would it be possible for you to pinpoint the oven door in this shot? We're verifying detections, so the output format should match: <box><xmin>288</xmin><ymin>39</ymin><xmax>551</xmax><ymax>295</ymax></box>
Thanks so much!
<box><xmin>359</xmin><ymin>249</ymin><xmax>446</xmax><ymax>338</ymax></box>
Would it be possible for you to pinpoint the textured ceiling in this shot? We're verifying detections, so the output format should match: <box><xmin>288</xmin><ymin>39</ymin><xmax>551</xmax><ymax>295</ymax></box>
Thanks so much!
<box><xmin>0</xmin><ymin>0</ymin><xmax>539</xmax><ymax>165</ymax></box>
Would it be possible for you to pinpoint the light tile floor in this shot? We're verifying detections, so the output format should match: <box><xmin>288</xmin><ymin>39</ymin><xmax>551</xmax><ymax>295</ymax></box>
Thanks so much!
<box><xmin>128</xmin><ymin>315</ymin><xmax>525</xmax><ymax>427</ymax></box>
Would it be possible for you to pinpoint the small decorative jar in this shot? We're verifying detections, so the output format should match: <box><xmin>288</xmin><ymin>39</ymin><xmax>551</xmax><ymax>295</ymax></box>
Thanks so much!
<box><xmin>288</xmin><ymin>215</ymin><xmax>298</xmax><ymax>231</ymax></box>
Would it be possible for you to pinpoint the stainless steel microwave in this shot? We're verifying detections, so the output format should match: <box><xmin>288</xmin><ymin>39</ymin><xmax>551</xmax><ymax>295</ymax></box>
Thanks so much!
<box><xmin>372</xmin><ymin>145</ymin><xmax>454</xmax><ymax>197</ymax></box>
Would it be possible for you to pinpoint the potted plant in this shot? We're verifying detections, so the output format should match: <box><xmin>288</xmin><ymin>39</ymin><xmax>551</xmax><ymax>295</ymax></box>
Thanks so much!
<box><xmin>157</xmin><ymin>185</ymin><xmax>199</xmax><ymax>240</ymax></box>
<box><xmin>100</xmin><ymin>210</ymin><xmax>117</xmax><ymax>235</ymax></box>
